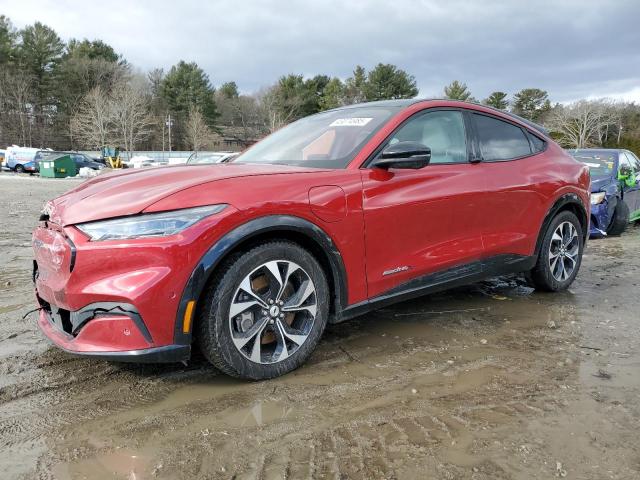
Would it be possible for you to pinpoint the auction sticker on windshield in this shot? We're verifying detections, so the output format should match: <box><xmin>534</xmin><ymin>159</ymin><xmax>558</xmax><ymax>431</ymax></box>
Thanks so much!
<box><xmin>330</xmin><ymin>117</ymin><xmax>373</xmax><ymax>127</ymax></box>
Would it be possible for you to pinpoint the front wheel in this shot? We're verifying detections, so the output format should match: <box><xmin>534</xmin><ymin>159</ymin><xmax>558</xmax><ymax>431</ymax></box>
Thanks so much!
<box><xmin>196</xmin><ymin>241</ymin><xmax>329</xmax><ymax>380</ymax></box>
<box><xmin>606</xmin><ymin>199</ymin><xmax>629</xmax><ymax>236</ymax></box>
<box><xmin>14</xmin><ymin>164</ymin><xmax>24</xmax><ymax>173</ymax></box>
<box><xmin>526</xmin><ymin>211</ymin><xmax>584</xmax><ymax>292</ymax></box>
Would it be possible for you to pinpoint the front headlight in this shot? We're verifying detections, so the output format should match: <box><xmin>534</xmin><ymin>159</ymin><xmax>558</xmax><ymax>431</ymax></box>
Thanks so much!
<box><xmin>76</xmin><ymin>204</ymin><xmax>227</xmax><ymax>241</ymax></box>
<box><xmin>590</xmin><ymin>192</ymin><xmax>606</xmax><ymax>205</ymax></box>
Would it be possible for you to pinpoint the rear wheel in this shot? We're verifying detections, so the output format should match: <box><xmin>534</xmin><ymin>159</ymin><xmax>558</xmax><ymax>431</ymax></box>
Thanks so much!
<box><xmin>196</xmin><ymin>241</ymin><xmax>329</xmax><ymax>380</ymax></box>
<box><xmin>14</xmin><ymin>164</ymin><xmax>24</xmax><ymax>173</ymax></box>
<box><xmin>606</xmin><ymin>199</ymin><xmax>629</xmax><ymax>236</ymax></box>
<box><xmin>527</xmin><ymin>211</ymin><xmax>584</xmax><ymax>292</ymax></box>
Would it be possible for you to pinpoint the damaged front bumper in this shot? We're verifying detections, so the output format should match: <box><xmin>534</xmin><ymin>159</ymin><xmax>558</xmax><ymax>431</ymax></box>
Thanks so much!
<box><xmin>35</xmin><ymin>294</ymin><xmax>190</xmax><ymax>362</ymax></box>
<box><xmin>31</xmin><ymin>218</ymin><xmax>197</xmax><ymax>363</ymax></box>
<box><xmin>589</xmin><ymin>203</ymin><xmax>610</xmax><ymax>237</ymax></box>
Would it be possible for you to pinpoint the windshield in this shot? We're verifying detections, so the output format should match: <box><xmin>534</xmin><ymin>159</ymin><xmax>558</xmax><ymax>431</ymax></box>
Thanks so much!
<box><xmin>187</xmin><ymin>154</ymin><xmax>224</xmax><ymax>165</ymax></box>
<box><xmin>235</xmin><ymin>105</ymin><xmax>401</xmax><ymax>168</ymax></box>
<box><xmin>569</xmin><ymin>150</ymin><xmax>616</xmax><ymax>179</ymax></box>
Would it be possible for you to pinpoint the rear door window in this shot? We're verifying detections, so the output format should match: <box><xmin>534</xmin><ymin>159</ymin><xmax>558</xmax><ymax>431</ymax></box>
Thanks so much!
<box><xmin>472</xmin><ymin>113</ymin><xmax>532</xmax><ymax>161</ymax></box>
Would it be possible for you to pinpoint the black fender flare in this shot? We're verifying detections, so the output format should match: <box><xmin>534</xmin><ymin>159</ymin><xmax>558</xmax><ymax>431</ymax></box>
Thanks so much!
<box><xmin>173</xmin><ymin>215</ymin><xmax>348</xmax><ymax>345</ymax></box>
<box><xmin>534</xmin><ymin>193</ymin><xmax>588</xmax><ymax>258</ymax></box>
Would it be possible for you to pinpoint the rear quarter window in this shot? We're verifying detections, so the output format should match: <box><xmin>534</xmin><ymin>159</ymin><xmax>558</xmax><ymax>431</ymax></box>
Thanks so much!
<box><xmin>528</xmin><ymin>132</ymin><xmax>546</xmax><ymax>153</ymax></box>
<box><xmin>473</xmin><ymin>113</ymin><xmax>532</xmax><ymax>161</ymax></box>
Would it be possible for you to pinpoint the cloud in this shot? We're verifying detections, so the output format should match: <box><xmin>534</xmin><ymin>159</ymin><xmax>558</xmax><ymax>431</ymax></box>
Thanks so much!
<box><xmin>4</xmin><ymin>0</ymin><xmax>639</xmax><ymax>102</ymax></box>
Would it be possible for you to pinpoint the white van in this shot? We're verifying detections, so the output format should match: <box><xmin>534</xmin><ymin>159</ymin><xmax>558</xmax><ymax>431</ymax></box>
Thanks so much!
<box><xmin>4</xmin><ymin>146</ymin><xmax>51</xmax><ymax>172</ymax></box>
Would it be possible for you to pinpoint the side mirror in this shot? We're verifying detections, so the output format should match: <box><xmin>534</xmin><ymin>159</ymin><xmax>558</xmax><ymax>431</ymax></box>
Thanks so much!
<box><xmin>373</xmin><ymin>141</ymin><xmax>431</xmax><ymax>170</ymax></box>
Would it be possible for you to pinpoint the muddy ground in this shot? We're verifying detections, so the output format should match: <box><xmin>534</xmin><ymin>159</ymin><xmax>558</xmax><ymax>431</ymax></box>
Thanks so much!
<box><xmin>0</xmin><ymin>173</ymin><xmax>639</xmax><ymax>480</ymax></box>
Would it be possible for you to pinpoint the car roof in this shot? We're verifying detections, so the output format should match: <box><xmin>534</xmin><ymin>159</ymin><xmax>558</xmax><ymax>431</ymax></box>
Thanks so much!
<box><xmin>568</xmin><ymin>148</ymin><xmax>621</xmax><ymax>159</ymax></box>
<box><xmin>329</xmin><ymin>98</ymin><xmax>549</xmax><ymax>136</ymax></box>
<box><xmin>568</xmin><ymin>149</ymin><xmax>620</xmax><ymax>164</ymax></box>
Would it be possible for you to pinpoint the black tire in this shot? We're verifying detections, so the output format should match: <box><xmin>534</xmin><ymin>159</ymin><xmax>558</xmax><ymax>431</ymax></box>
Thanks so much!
<box><xmin>14</xmin><ymin>164</ymin><xmax>24</xmax><ymax>173</ymax></box>
<box><xmin>606</xmin><ymin>199</ymin><xmax>629</xmax><ymax>236</ymax></box>
<box><xmin>526</xmin><ymin>210</ymin><xmax>584</xmax><ymax>292</ymax></box>
<box><xmin>196</xmin><ymin>241</ymin><xmax>329</xmax><ymax>380</ymax></box>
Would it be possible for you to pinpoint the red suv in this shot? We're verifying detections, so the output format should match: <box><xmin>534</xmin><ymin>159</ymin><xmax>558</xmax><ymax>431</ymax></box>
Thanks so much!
<box><xmin>33</xmin><ymin>99</ymin><xmax>590</xmax><ymax>379</ymax></box>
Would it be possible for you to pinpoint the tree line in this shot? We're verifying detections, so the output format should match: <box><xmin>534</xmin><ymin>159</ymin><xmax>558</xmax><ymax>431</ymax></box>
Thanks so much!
<box><xmin>1</xmin><ymin>16</ymin><xmax>639</xmax><ymax>154</ymax></box>
<box><xmin>441</xmin><ymin>81</ymin><xmax>640</xmax><ymax>153</ymax></box>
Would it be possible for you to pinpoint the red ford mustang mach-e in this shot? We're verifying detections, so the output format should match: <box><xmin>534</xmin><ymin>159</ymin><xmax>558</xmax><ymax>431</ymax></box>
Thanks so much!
<box><xmin>33</xmin><ymin>99</ymin><xmax>590</xmax><ymax>379</ymax></box>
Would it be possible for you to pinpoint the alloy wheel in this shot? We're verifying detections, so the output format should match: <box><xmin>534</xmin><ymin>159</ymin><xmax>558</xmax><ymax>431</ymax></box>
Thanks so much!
<box><xmin>549</xmin><ymin>221</ymin><xmax>579</xmax><ymax>282</ymax></box>
<box><xmin>228</xmin><ymin>260</ymin><xmax>317</xmax><ymax>364</ymax></box>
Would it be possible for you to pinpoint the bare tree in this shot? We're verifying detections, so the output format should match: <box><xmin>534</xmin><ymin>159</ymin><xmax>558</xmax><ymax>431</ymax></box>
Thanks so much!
<box><xmin>0</xmin><ymin>70</ymin><xmax>34</xmax><ymax>146</ymax></box>
<box><xmin>185</xmin><ymin>106</ymin><xmax>213</xmax><ymax>151</ymax></box>
<box><xmin>111</xmin><ymin>77</ymin><xmax>154</xmax><ymax>153</ymax></box>
<box><xmin>232</xmin><ymin>95</ymin><xmax>265</xmax><ymax>145</ymax></box>
<box><xmin>256</xmin><ymin>86</ymin><xmax>301</xmax><ymax>133</ymax></box>
<box><xmin>70</xmin><ymin>86</ymin><xmax>114</xmax><ymax>148</ymax></box>
<box><xmin>546</xmin><ymin>100</ymin><xmax>617</xmax><ymax>148</ymax></box>
<box><xmin>57</xmin><ymin>57</ymin><xmax>128</xmax><ymax>148</ymax></box>
<box><xmin>71</xmin><ymin>76</ymin><xmax>153</xmax><ymax>151</ymax></box>
<box><xmin>216</xmin><ymin>92</ymin><xmax>264</xmax><ymax>146</ymax></box>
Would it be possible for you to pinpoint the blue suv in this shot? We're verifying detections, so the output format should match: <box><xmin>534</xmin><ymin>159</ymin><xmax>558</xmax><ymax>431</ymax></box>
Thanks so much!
<box><xmin>569</xmin><ymin>149</ymin><xmax>640</xmax><ymax>236</ymax></box>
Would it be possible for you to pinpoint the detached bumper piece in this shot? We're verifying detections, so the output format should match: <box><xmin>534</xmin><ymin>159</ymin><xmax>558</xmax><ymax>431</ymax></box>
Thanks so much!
<box><xmin>36</xmin><ymin>296</ymin><xmax>190</xmax><ymax>363</ymax></box>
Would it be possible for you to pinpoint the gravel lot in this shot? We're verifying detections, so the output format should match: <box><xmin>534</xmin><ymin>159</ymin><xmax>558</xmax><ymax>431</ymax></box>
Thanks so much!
<box><xmin>1</xmin><ymin>173</ymin><xmax>639</xmax><ymax>480</ymax></box>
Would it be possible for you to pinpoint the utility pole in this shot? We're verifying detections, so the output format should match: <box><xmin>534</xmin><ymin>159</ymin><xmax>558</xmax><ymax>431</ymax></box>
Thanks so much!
<box><xmin>166</xmin><ymin>114</ymin><xmax>174</xmax><ymax>153</ymax></box>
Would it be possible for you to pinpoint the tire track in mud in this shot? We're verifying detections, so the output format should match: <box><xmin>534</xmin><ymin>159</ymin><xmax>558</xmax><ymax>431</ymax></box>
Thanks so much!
<box><xmin>17</xmin><ymin>286</ymin><xmax>575</xmax><ymax>479</ymax></box>
<box><xmin>0</xmin><ymin>347</ymin><xmax>216</xmax><ymax>473</ymax></box>
<box><xmin>2</xmin><ymin>177</ymin><xmax>640</xmax><ymax>479</ymax></box>
<box><xmin>77</xmin><ymin>328</ymin><xmax>574</xmax><ymax>480</ymax></box>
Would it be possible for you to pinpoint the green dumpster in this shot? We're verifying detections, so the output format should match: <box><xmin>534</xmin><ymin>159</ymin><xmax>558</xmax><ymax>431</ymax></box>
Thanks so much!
<box><xmin>39</xmin><ymin>154</ymin><xmax>77</xmax><ymax>178</ymax></box>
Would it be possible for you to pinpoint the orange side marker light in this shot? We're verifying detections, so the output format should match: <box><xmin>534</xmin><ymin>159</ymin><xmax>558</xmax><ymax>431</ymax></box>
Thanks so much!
<box><xmin>183</xmin><ymin>300</ymin><xmax>196</xmax><ymax>333</ymax></box>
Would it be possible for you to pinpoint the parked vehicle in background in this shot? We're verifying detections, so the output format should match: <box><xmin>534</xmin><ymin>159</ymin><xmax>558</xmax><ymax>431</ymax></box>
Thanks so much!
<box><xmin>4</xmin><ymin>146</ymin><xmax>47</xmax><ymax>172</ymax></box>
<box><xmin>23</xmin><ymin>161</ymin><xmax>39</xmax><ymax>174</ymax></box>
<box><xmin>33</xmin><ymin>99</ymin><xmax>590</xmax><ymax>380</ymax></box>
<box><xmin>35</xmin><ymin>151</ymin><xmax>104</xmax><ymax>172</ymax></box>
<box><xmin>70</xmin><ymin>153</ymin><xmax>103</xmax><ymax>171</ymax></box>
<box><xmin>100</xmin><ymin>146</ymin><xmax>124</xmax><ymax>168</ymax></box>
<box><xmin>127</xmin><ymin>155</ymin><xmax>170</xmax><ymax>168</ymax></box>
<box><xmin>568</xmin><ymin>149</ymin><xmax>640</xmax><ymax>236</ymax></box>
<box><xmin>186</xmin><ymin>151</ymin><xmax>239</xmax><ymax>165</ymax></box>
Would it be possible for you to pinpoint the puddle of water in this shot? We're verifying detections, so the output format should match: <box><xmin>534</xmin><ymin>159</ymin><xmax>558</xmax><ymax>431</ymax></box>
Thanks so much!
<box><xmin>55</xmin><ymin>449</ymin><xmax>152</xmax><ymax>480</ymax></box>
<box><xmin>218</xmin><ymin>399</ymin><xmax>299</xmax><ymax>428</ymax></box>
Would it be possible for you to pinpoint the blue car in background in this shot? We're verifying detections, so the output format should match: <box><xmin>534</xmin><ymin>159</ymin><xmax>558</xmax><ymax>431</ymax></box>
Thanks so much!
<box><xmin>23</xmin><ymin>161</ymin><xmax>39</xmax><ymax>174</ymax></box>
<box><xmin>568</xmin><ymin>149</ymin><xmax>640</xmax><ymax>237</ymax></box>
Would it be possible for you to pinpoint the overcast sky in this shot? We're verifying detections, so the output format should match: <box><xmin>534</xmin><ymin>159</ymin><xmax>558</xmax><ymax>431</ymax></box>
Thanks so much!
<box><xmin>4</xmin><ymin>0</ymin><xmax>640</xmax><ymax>103</ymax></box>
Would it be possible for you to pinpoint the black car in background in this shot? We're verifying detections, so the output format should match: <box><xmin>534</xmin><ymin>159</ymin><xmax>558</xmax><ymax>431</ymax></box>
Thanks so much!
<box><xmin>32</xmin><ymin>151</ymin><xmax>104</xmax><ymax>173</ymax></box>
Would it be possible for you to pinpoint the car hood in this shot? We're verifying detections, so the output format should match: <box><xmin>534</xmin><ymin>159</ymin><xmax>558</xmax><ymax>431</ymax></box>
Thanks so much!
<box><xmin>45</xmin><ymin>163</ymin><xmax>325</xmax><ymax>226</ymax></box>
<box><xmin>590</xmin><ymin>176</ymin><xmax>613</xmax><ymax>193</ymax></box>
